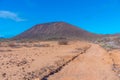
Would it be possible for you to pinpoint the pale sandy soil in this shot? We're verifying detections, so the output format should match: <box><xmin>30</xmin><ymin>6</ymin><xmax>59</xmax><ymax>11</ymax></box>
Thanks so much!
<box><xmin>0</xmin><ymin>41</ymin><xmax>89</xmax><ymax>80</ymax></box>
<box><xmin>48</xmin><ymin>44</ymin><xmax>119</xmax><ymax>80</ymax></box>
<box><xmin>0</xmin><ymin>41</ymin><xmax>120</xmax><ymax>80</ymax></box>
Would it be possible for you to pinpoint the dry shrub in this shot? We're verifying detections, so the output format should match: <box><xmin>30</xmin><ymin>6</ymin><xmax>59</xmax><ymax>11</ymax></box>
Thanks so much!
<box><xmin>0</xmin><ymin>42</ymin><xmax>8</xmax><ymax>47</ymax></box>
<box><xmin>58</xmin><ymin>40</ymin><xmax>68</xmax><ymax>45</ymax></box>
<box><xmin>33</xmin><ymin>44</ymin><xmax>50</xmax><ymax>47</ymax></box>
<box><xmin>0</xmin><ymin>49</ymin><xmax>12</xmax><ymax>52</ymax></box>
<box><xmin>17</xmin><ymin>59</ymin><xmax>28</xmax><ymax>67</ymax></box>
<box><xmin>8</xmin><ymin>43</ymin><xmax>21</xmax><ymax>48</ymax></box>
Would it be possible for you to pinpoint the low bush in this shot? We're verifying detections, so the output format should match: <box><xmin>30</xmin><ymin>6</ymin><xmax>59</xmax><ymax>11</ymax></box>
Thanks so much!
<box><xmin>58</xmin><ymin>40</ymin><xmax>68</xmax><ymax>45</ymax></box>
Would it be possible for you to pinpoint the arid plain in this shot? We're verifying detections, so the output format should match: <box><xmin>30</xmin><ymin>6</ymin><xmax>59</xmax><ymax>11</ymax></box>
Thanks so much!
<box><xmin>0</xmin><ymin>41</ymin><xmax>120</xmax><ymax>80</ymax></box>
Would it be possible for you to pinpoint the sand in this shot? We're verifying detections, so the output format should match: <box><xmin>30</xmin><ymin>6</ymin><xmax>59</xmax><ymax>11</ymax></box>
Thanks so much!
<box><xmin>0</xmin><ymin>41</ymin><xmax>120</xmax><ymax>80</ymax></box>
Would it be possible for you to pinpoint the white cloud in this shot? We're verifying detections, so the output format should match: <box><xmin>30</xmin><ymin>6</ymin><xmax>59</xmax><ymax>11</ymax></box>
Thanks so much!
<box><xmin>0</xmin><ymin>11</ymin><xmax>26</xmax><ymax>22</ymax></box>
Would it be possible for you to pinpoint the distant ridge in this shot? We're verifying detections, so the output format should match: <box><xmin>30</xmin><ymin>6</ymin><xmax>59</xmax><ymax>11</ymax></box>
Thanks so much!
<box><xmin>13</xmin><ymin>22</ymin><xmax>101</xmax><ymax>40</ymax></box>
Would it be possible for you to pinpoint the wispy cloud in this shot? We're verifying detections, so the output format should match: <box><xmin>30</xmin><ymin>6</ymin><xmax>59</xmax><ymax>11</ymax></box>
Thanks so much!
<box><xmin>0</xmin><ymin>11</ymin><xmax>26</xmax><ymax>22</ymax></box>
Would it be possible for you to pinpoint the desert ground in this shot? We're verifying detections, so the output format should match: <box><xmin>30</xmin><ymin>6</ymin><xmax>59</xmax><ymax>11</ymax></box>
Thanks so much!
<box><xmin>0</xmin><ymin>40</ymin><xmax>120</xmax><ymax>80</ymax></box>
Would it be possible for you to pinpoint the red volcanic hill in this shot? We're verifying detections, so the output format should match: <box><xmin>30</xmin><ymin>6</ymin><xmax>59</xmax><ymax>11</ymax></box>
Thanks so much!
<box><xmin>13</xmin><ymin>22</ymin><xmax>101</xmax><ymax>40</ymax></box>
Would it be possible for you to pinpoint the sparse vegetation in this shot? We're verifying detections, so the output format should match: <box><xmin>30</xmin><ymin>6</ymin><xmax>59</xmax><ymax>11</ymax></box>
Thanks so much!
<box><xmin>100</xmin><ymin>43</ymin><xmax>117</xmax><ymax>51</ymax></box>
<box><xmin>2</xmin><ymin>73</ymin><xmax>6</xmax><ymax>78</ymax></box>
<box><xmin>8</xmin><ymin>43</ymin><xmax>21</xmax><ymax>48</ymax></box>
<box><xmin>96</xmin><ymin>37</ymin><xmax>120</xmax><ymax>51</ymax></box>
<box><xmin>0</xmin><ymin>49</ymin><xmax>12</xmax><ymax>52</ymax></box>
<box><xmin>58</xmin><ymin>40</ymin><xmax>68</xmax><ymax>45</ymax></box>
<box><xmin>17</xmin><ymin>59</ymin><xmax>28</xmax><ymax>67</ymax></box>
<box><xmin>33</xmin><ymin>44</ymin><xmax>50</xmax><ymax>47</ymax></box>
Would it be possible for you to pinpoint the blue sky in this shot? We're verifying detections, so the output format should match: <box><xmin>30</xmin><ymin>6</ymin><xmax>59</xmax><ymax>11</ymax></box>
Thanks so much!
<box><xmin>0</xmin><ymin>0</ymin><xmax>120</xmax><ymax>38</ymax></box>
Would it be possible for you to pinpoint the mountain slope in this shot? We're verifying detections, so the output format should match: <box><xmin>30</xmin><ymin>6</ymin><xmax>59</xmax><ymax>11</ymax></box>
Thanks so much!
<box><xmin>14</xmin><ymin>22</ymin><xmax>101</xmax><ymax>40</ymax></box>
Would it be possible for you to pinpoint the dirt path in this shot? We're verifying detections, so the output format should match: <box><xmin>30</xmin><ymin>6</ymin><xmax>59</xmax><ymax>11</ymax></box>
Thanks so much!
<box><xmin>41</xmin><ymin>44</ymin><xmax>90</xmax><ymax>80</ymax></box>
<box><xmin>48</xmin><ymin>44</ymin><xmax>119</xmax><ymax>80</ymax></box>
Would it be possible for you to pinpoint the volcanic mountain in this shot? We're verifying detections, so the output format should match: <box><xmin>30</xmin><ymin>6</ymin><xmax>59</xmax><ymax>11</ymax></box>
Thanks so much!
<box><xmin>14</xmin><ymin>22</ymin><xmax>101</xmax><ymax>40</ymax></box>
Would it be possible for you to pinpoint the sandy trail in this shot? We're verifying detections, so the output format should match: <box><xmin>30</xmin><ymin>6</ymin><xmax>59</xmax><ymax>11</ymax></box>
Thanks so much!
<box><xmin>48</xmin><ymin>44</ymin><xmax>119</xmax><ymax>80</ymax></box>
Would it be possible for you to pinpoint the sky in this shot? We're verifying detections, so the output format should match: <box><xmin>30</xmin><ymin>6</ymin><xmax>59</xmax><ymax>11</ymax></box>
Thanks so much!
<box><xmin>0</xmin><ymin>0</ymin><xmax>120</xmax><ymax>38</ymax></box>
